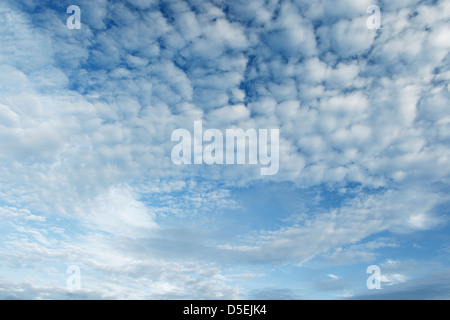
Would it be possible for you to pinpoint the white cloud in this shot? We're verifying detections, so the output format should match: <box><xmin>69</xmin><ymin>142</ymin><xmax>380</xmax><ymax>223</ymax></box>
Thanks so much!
<box><xmin>78</xmin><ymin>185</ymin><xmax>157</xmax><ymax>238</ymax></box>
<box><xmin>219</xmin><ymin>188</ymin><xmax>446</xmax><ymax>265</ymax></box>
<box><xmin>349</xmin><ymin>269</ymin><xmax>450</xmax><ymax>300</ymax></box>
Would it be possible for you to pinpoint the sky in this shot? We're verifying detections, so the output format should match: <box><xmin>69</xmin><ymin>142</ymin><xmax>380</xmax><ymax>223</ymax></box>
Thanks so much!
<box><xmin>0</xmin><ymin>0</ymin><xmax>449</xmax><ymax>300</ymax></box>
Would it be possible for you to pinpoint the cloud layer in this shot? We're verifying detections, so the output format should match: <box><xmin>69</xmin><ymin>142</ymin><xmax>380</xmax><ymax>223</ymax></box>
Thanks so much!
<box><xmin>0</xmin><ymin>0</ymin><xmax>449</xmax><ymax>299</ymax></box>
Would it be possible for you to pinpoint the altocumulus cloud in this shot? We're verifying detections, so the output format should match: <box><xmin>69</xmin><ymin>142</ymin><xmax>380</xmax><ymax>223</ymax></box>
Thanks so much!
<box><xmin>0</xmin><ymin>0</ymin><xmax>449</xmax><ymax>299</ymax></box>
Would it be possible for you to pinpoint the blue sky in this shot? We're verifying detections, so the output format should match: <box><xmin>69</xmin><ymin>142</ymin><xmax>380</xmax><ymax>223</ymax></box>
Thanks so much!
<box><xmin>0</xmin><ymin>0</ymin><xmax>449</xmax><ymax>299</ymax></box>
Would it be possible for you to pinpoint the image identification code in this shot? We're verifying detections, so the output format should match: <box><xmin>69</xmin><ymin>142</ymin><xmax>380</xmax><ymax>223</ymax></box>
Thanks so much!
<box><xmin>183</xmin><ymin>304</ymin><xmax>267</xmax><ymax>317</ymax></box>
